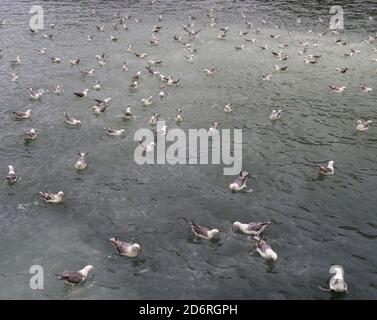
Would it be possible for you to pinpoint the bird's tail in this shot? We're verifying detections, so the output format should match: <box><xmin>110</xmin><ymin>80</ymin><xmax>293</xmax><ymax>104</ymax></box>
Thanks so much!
<box><xmin>318</xmin><ymin>285</ymin><xmax>331</xmax><ymax>292</ymax></box>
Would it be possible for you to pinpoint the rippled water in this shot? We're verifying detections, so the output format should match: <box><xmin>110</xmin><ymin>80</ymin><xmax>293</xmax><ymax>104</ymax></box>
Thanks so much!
<box><xmin>1</xmin><ymin>0</ymin><xmax>377</xmax><ymax>299</ymax></box>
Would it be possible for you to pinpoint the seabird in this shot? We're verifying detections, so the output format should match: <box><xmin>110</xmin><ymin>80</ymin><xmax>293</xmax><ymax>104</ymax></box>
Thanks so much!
<box><xmin>208</xmin><ymin>122</ymin><xmax>220</xmax><ymax>137</ymax></box>
<box><xmin>148</xmin><ymin>59</ymin><xmax>162</xmax><ymax>66</ymax></box>
<box><xmin>94</xmin><ymin>98</ymin><xmax>111</xmax><ymax>106</ymax></box>
<box><xmin>110</xmin><ymin>35</ymin><xmax>118</xmax><ymax>42</ymax></box>
<box><xmin>5</xmin><ymin>165</ymin><xmax>17</xmax><ymax>184</ymax></box>
<box><xmin>129</xmin><ymin>80</ymin><xmax>138</xmax><ymax>90</ymax></box>
<box><xmin>103</xmin><ymin>127</ymin><xmax>125</xmax><ymax>136</ymax></box>
<box><xmin>42</xmin><ymin>34</ymin><xmax>53</xmax><ymax>39</ymax></box>
<box><xmin>13</xmin><ymin>109</ymin><xmax>31</xmax><ymax>120</ymax></box>
<box><xmin>229</xmin><ymin>171</ymin><xmax>250</xmax><ymax>192</ymax></box>
<box><xmin>319</xmin><ymin>265</ymin><xmax>348</xmax><ymax>293</ymax></box>
<box><xmin>92</xmin><ymin>104</ymin><xmax>108</xmax><ymax>114</ymax></box>
<box><xmin>175</xmin><ymin>109</ymin><xmax>183</xmax><ymax>122</ymax></box>
<box><xmin>38</xmin><ymin>191</ymin><xmax>64</xmax><ymax>203</ymax></box>
<box><xmin>108</xmin><ymin>237</ymin><xmax>141</xmax><ymax>257</ymax></box>
<box><xmin>75</xmin><ymin>152</ymin><xmax>89</xmax><ymax>170</ymax></box>
<box><xmin>149</xmin><ymin>112</ymin><xmax>160</xmax><ymax>126</ymax></box>
<box><xmin>135</xmin><ymin>52</ymin><xmax>147</xmax><ymax>59</ymax></box>
<box><xmin>24</xmin><ymin>128</ymin><xmax>37</xmax><ymax>141</ymax></box>
<box><xmin>65</xmin><ymin>113</ymin><xmax>81</xmax><ymax>126</ymax></box>
<box><xmin>69</xmin><ymin>58</ymin><xmax>80</xmax><ymax>65</ymax></box>
<box><xmin>51</xmin><ymin>57</ymin><xmax>61</xmax><ymax>63</ymax></box>
<box><xmin>127</xmin><ymin>45</ymin><xmax>133</xmax><ymax>52</ymax></box>
<box><xmin>9</xmin><ymin>73</ymin><xmax>18</xmax><ymax>82</ymax></box>
<box><xmin>262</xmin><ymin>73</ymin><xmax>272</xmax><ymax>81</ymax></box>
<box><xmin>274</xmin><ymin>64</ymin><xmax>288</xmax><ymax>71</ymax></box>
<box><xmin>159</xmin><ymin>85</ymin><xmax>166</xmax><ymax>98</ymax></box>
<box><xmin>81</xmin><ymin>69</ymin><xmax>94</xmax><ymax>77</ymax></box>
<box><xmin>141</xmin><ymin>96</ymin><xmax>153</xmax><ymax>106</ymax></box>
<box><xmin>92</xmin><ymin>80</ymin><xmax>101</xmax><ymax>90</ymax></box>
<box><xmin>121</xmin><ymin>63</ymin><xmax>129</xmax><ymax>72</ymax></box>
<box><xmin>36</xmin><ymin>48</ymin><xmax>47</xmax><ymax>54</ymax></box>
<box><xmin>329</xmin><ymin>85</ymin><xmax>346</xmax><ymax>92</ymax></box>
<box><xmin>335</xmin><ymin>67</ymin><xmax>348</xmax><ymax>73</ymax></box>
<box><xmin>235</xmin><ymin>44</ymin><xmax>245</xmax><ymax>50</ymax></box>
<box><xmin>190</xmin><ymin>220</ymin><xmax>220</xmax><ymax>240</ymax></box>
<box><xmin>167</xmin><ymin>76</ymin><xmax>179</xmax><ymax>85</ymax></box>
<box><xmin>361</xmin><ymin>84</ymin><xmax>372</xmax><ymax>92</ymax></box>
<box><xmin>121</xmin><ymin>107</ymin><xmax>133</xmax><ymax>120</ymax></box>
<box><xmin>204</xmin><ymin>67</ymin><xmax>216</xmax><ymax>75</ymax></box>
<box><xmin>319</xmin><ymin>160</ymin><xmax>335</xmax><ymax>176</ymax></box>
<box><xmin>233</xmin><ymin>221</ymin><xmax>271</xmax><ymax>236</ymax></box>
<box><xmin>56</xmin><ymin>265</ymin><xmax>94</xmax><ymax>286</ymax></box>
<box><xmin>356</xmin><ymin>120</ymin><xmax>372</xmax><ymax>132</ymax></box>
<box><xmin>239</xmin><ymin>30</ymin><xmax>249</xmax><ymax>36</ymax></box>
<box><xmin>96</xmin><ymin>25</ymin><xmax>105</xmax><ymax>32</ymax></box>
<box><xmin>10</xmin><ymin>56</ymin><xmax>21</xmax><ymax>65</ymax></box>
<box><xmin>184</xmin><ymin>54</ymin><xmax>196</xmax><ymax>62</ymax></box>
<box><xmin>87</xmin><ymin>35</ymin><xmax>93</xmax><ymax>41</ymax></box>
<box><xmin>254</xmin><ymin>236</ymin><xmax>277</xmax><ymax>262</ymax></box>
<box><xmin>224</xmin><ymin>103</ymin><xmax>232</xmax><ymax>113</ymax></box>
<box><xmin>139</xmin><ymin>137</ymin><xmax>155</xmax><ymax>153</ymax></box>
<box><xmin>269</xmin><ymin>109</ymin><xmax>282</xmax><ymax>121</ymax></box>
<box><xmin>74</xmin><ymin>88</ymin><xmax>89</xmax><ymax>98</ymax></box>
<box><xmin>131</xmin><ymin>71</ymin><xmax>142</xmax><ymax>82</ymax></box>
<box><xmin>29</xmin><ymin>88</ymin><xmax>43</xmax><ymax>100</ymax></box>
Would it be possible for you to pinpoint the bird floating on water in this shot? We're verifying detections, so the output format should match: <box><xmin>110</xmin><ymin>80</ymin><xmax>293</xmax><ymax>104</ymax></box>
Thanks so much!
<box><xmin>38</xmin><ymin>191</ymin><xmax>64</xmax><ymax>203</ymax></box>
<box><xmin>224</xmin><ymin>103</ymin><xmax>232</xmax><ymax>113</ymax></box>
<box><xmin>24</xmin><ymin>128</ymin><xmax>37</xmax><ymax>141</ymax></box>
<box><xmin>204</xmin><ymin>67</ymin><xmax>216</xmax><ymax>75</ymax></box>
<box><xmin>149</xmin><ymin>112</ymin><xmax>160</xmax><ymax>126</ymax></box>
<box><xmin>109</xmin><ymin>237</ymin><xmax>141</xmax><ymax>257</ymax></box>
<box><xmin>103</xmin><ymin>127</ymin><xmax>125</xmax><ymax>136</ymax></box>
<box><xmin>141</xmin><ymin>96</ymin><xmax>153</xmax><ymax>106</ymax></box>
<box><xmin>9</xmin><ymin>73</ymin><xmax>18</xmax><ymax>82</ymax></box>
<box><xmin>208</xmin><ymin>122</ymin><xmax>220</xmax><ymax>137</ymax></box>
<box><xmin>121</xmin><ymin>107</ymin><xmax>133</xmax><ymax>120</ymax></box>
<box><xmin>190</xmin><ymin>220</ymin><xmax>220</xmax><ymax>241</ymax></box>
<box><xmin>319</xmin><ymin>160</ymin><xmax>334</xmax><ymax>176</ymax></box>
<box><xmin>233</xmin><ymin>221</ymin><xmax>271</xmax><ymax>236</ymax></box>
<box><xmin>13</xmin><ymin>109</ymin><xmax>31</xmax><ymax>120</ymax></box>
<box><xmin>65</xmin><ymin>113</ymin><xmax>81</xmax><ymax>126</ymax></box>
<box><xmin>270</xmin><ymin>109</ymin><xmax>282</xmax><ymax>121</ymax></box>
<box><xmin>5</xmin><ymin>165</ymin><xmax>17</xmax><ymax>184</ymax></box>
<box><xmin>319</xmin><ymin>265</ymin><xmax>348</xmax><ymax>293</ymax></box>
<box><xmin>361</xmin><ymin>84</ymin><xmax>372</xmax><ymax>92</ymax></box>
<box><xmin>75</xmin><ymin>153</ymin><xmax>89</xmax><ymax>170</ymax></box>
<box><xmin>253</xmin><ymin>236</ymin><xmax>278</xmax><ymax>262</ymax></box>
<box><xmin>229</xmin><ymin>171</ymin><xmax>250</xmax><ymax>192</ymax></box>
<box><xmin>56</xmin><ymin>265</ymin><xmax>94</xmax><ymax>286</ymax></box>
<box><xmin>69</xmin><ymin>57</ymin><xmax>80</xmax><ymax>65</ymax></box>
<box><xmin>51</xmin><ymin>57</ymin><xmax>61</xmax><ymax>63</ymax></box>
<box><xmin>175</xmin><ymin>109</ymin><xmax>183</xmax><ymax>122</ymax></box>
<box><xmin>74</xmin><ymin>88</ymin><xmax>88</xmax><ymax>98</ymax></box>
<box><xmin>329</xmin><ymin>85</ymin><xmax>346</xmax><ymax>92</ymax></box>
<box><xmin>356</xmin><ymin>120</ymin><xmax>372</xmax><ymax>132</ymax></box>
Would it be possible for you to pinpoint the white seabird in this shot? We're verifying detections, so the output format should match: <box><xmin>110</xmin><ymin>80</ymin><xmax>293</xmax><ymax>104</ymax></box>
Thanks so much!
<box><xmin>229</xmin><ymin>171</ymin><xmax>250</xmax><ymax>192</ymax></box>
<box><xmin>208</xmin><ymin>122</ymin><xmax>220</xmax><ymax>137</ymax></box>
<box><xmin>254</xmin><ymin>236</ymin><xmax>278</xmax><ymax>262</ymax></box>
<box><xmin>65</xmin><ymin>113</ymin><xmax>81</xmax><ymax>126</ymax></box>
<box><xmin>69</xmin><ymin>58</ymin><xmax>80</xmax><ymax>65</ymax></box>
<box><xmin>319</xmin><ymin>265</ymin><xmax>348</xmax><ymax>293</ymax></box>
<box><xmin>56</xmin><ymin>265</ymin><xmax>94</xmax><ymax>286</ymax></box>
<box><xmin>190</xmin><ymin>220</ymin><xmax>220</xmax><ymax>240</ymax></box>
<box><xmin>13</xmin><ymin>109</ymin><xmax>31</xmax><ymax>120</ymax></box>
<box><xmin>108</xmin><ymin>237</ymin><xmax>141</xmax><ymax>257</ymax></box>
<box><xmin>319</xmin><ymin>160</ymin><xmax>335</xmax><ymax>176</ymax></box>
<box><xmin>361</xmin><ymin>84</ymin><xmax>372</xmax><ymax>92</ymax></box>
<box><xmin>175</xmin><ymin>109</ymin><xmax>183</xmax><ymax>123</ymax></box>
<box><xmin>149</xmin><ymin>113</ymin><xmax>160</xmax><ymax>126</ymax></box>
<box><xmin>75</xmin><ymin>152</ymin><xmax>89</xmax><ymax>170</ymax></box>
<box><xmin>51</xmin><ymin>56</ymin><xmax>61</xmax><ymax>63</ymax></box>
<box><xmin>24</xmin><ymin>128</ymin><xmax>37</xmax><ymax>141</ymax></box>
<box><xmin>356</xmin><ymin>120</ymin><xmax>372</xmax><ymax>132</ymax></box>
<box><xmin>103</xmin><ymin>127</ymin><xmax>125</xmax><ymax>136</ymax></box>
<box><xmin>224</xmin><ymin>103</ymin><xmax>232</xmax><ymax>113</ymax></box>
<box><xmin>141</xmin><ymin>96</ymin><xmax>153</xmax><ymax>106</ymax></box>
<box><xmin>329</xmin><ymin>85</ymin><xmax>346</xmax><ymax>92</ymax></box>
<box><xmin>74</xmin><ymin>88</ymin><xmax>88</xmax><ymax>98</ymax></box>
<box><xmin>204</xmin><ymin>67</ymin><xmax>216</xmax><ymax>75</ymax></box>
<box><xmin>121</xmin><ymin>107</ymin><xmax>133</xmax><ymax>120</ymax></box>
<box><xmin>269</xmin><ymin>109</ymin><xmax>282</xmax><ymax>120</ymax></box>
<box><xmin>29</xmin><ymin>88</ymin><xmax>43</xmax><ymax>100</ymax></box>
<box><xmin>38</xmin><ymin>191</ymin><xmax>64</xmax><ymax>203</ymax></box>
<box><xmin>5</xmin><ymin>165</ymin><xmax>17</xmax><ymax>184</ymax></box>
<box><xmin>233</xmin><ymin>221</ymin><xmax>271</xmax><ymax>236</ymax></box>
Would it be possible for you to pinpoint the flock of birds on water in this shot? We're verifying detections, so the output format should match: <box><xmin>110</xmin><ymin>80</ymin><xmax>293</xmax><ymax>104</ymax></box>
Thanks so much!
<box><xmin>3</xmin><ymin>5</ymin><xmax>377</xmax><ymax>294</ymax></box>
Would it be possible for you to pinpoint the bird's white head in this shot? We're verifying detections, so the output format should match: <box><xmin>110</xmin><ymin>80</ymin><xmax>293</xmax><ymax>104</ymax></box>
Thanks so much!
<box><xmin>57</xmin><ymin>191</ymin><xmax>64</xmax><ymax>197</ymax></box>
